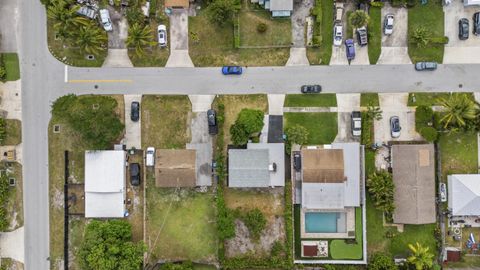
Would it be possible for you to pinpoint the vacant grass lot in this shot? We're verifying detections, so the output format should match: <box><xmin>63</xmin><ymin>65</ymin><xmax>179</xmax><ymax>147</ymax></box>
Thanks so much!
<box><xmin>408</xmin><ymin>0</ymin><xmax>444</xmax><ymax>63</ymax></box>
<box><xmin>307</xmin><ymin>0</ymin><xmax>333</xmax><ymax>65</ymax></box>
<box><xmin>439</xmin><ymin>131</ymin><xmax>478</xmax><ymax>181</ymax></box>
<box><xmin>3</xmin><ymin>119</ymin><xmax>21</xmax><ymax>146</ymax></box>
<box><xmin>2</xmin><ymin>53</ymin><xmax>20</xmax><ymax>81</ymax></box>
<box><xmin>368</xmin><ymin>7</ymin><xmax>382</xmax><ymax>64</ymax></box>
<box><xmin>407</xmin><ymin>92</ymin><xmax>474</xmax><ymax>106</ymax></box>
<box><xmin>238</xmin><ymin>11</ymin><xmax>291</xmax><ymax>47</ymax></box>
<box><xmin>330</xmin><ymin>207</ymin><xmax>363</xmax><ymax>259</ymax></box>
<box><xmin>141</xmin><ymin>95</ymin><xmax>191</xmax><ymax>149</ymax></box>
<box><xmin>2</xmin><ymin>162</ymin><xmax>23</xmax><ymax>231</ymax></box>
<box><xmin>145</xmin><ymin>183</ymin><xmax>217</xmax><ymax>263</ymax></box>
<box><xmin>189</xmin><ymin>13</ymin><xmax>289</xmax><ymax>66</ymax></box>
<box><xmin>284</xmin><ymin>112</ymin><xmax>338</xmax><ymax>144</ymax></box>
<box><xmin>284</xmin><ymin>94</ymin><xmax>337</xmax><ymax>107</ymax></box>
<box><xmin>360</xmin><ymin>93</ymin><xmax>379</xmax><ymax>107</ymax></box>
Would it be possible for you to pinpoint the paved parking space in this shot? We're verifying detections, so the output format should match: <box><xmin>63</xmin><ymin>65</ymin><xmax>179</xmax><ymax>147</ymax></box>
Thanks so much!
<box><xmin>335</xmin><ymin>94</ymin><xmax>360</xmax><ymax>142</ymax></box>
<box><xmin>0</xmin><ymin>0</ymin><xmax>19</xmax><ymax>52</ymax></box>
<box><xmin>444</xmin><ymin>0</ymin><xmax>480</xmax><ymax>63</ymax></box>
<box><xmin>0</xmin><ymin>226</ymin><xmax>24</xmax><ymax>263</ymax></box>
<box><xmin>166</xmin><ymin>10</ymin><xmax>194</xmax><ymax>67</ymax></box>
<box><xmin>123</xmin><ymin>95</ymin><xmax>142</xmax><ymax>149</ymax></box>
<box><xmin>330</xmin><ymin>44</ymin><xmax>370</xmax><ymax>65</ymax></box>
<box><xmin>186</xmin><ymin>112</ymin><xmax>212</xmax><ymax>186</ymax></box>
<box><xmin>377</xmin><ymin>4</ymin><xmax>411</xmax><ymax>64</ymax></box>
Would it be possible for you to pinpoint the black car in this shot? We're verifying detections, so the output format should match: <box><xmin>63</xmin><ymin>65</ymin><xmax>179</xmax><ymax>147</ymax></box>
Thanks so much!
<box><xmin>390</xmin><ymin>116</ymin><xmax>401</xmax><ymax>138</ymax></box>
<box><xmin>356</xmin><ymin>27</ymin><xmax>368</xmax><ymax>46</ymax></box>
<box><xmin>293</xmin><ymin>152</ymin><xmax>301</xmax><ymax>172</ymax></box>
<box><xmin>207</xmin><ymin>109</ymin><xmax>218</xmax><ymax>135</ymax></box>
<box><xmin>459</xmin><ymin>18</ymin><xmax>469</xmax><ymax>40</ymax></box>
<box><xmin>301</xmin><ymin>85</ymin><xmax>322</xmax><ymax>94</ymax></box>
<box><xmin>130</xmin><ymin>163</ymin><xmax>141</xmax><ymax>186</ymax></box>
<box><xmin>474</xmin><ymin>12</ymin><xmax>480</xmax><ymax>35</ymax></box>
<box><xmin>131</xmin><ymin>101</ymin><xmax>140</xmax><ymax>122</ymax></box>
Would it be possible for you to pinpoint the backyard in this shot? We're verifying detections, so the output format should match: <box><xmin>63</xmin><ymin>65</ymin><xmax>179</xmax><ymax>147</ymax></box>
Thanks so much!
<box><xmin>237</xmin><ymin>8</ymin><xmax>291</xmax><ymax>47</ymax></box>
<box><xmin>438</xmin><ymin>131</ymin><xmax>478</xmax><ymax>181</ymax></box>
<box><xmin>306</xmin><ymin>0</ymin><xmax>333</xmax><ymax>65</ymax></box>
<box><xmin>141</xmin><ymin>95</ymin><xmax>192</xmax><ymax>149</ymax></box>
<box><xmin>284</xmin><ymin>94</ymin><xmax>337</xmax><ymax>107</ymax></box>
<box><xmin>407</xmin><ymin>0</ymin><xmax>445</xmax><ymax>63</ymax></box>
<box><xmin>284</xmin><ymin>112</ymin><xmax>338</xmax><ymax>145</ymax></box>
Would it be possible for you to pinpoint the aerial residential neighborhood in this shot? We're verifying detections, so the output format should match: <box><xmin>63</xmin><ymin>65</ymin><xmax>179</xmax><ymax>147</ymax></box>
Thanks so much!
<box><xmin>2</xmin><ymin>0</ymin><xmax>480</xmax><ymax>269</ymax></box>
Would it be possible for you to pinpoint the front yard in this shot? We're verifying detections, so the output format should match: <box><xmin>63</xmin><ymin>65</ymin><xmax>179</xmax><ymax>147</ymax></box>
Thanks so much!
<box><xmin>284</xmin><ymin>94</ymin><xmax>337</xmax><ymax>107</ymax></box>
<box><xmin>407</xmin><ymin>92</ymin><xmax>474</xmax><ymax>106</ymax></box>
<box><xmin>368</xmin><ymin>7</ymin><xmax>382</xmax><ymax>64</ymax></box>
<box><xmin>3</xmin><ymin>119</ymin><xmax>21</xmax><ymax>146</ymax></box>
<box><xmin>284</xmin><ymin>112</ymin><xmax>338</xmax><ymax>145</ymax></box>
<box><xmin>237</xmin><ymin>8</ymin><xmax>291</xmax><ymax>47</ymax></box>
<box><xmin>2</xmin><ymin>53</ymin><xmax>20</xmax><ymax>81</ymax></box>
<box><xmin>306</xmin><ymin>0</ymin><xmax>334</xmax><ymax>65</ymax></box>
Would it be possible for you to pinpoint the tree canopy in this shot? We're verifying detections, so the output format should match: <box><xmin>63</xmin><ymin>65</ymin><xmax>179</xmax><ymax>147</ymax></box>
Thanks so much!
<box><xmin>285</xmin><ymin>125</ymin><xmax>308</xmax><ymax>154</ymax></box>
<box><xmin>206</xmin><ymin>0</ymin><xmax>240</xmax><ymax>26</ymax></box>
<box><xmin>230</xmin><ymin>109</ymin><xmax>264</xmax><ymax>146</ymax></box>
<box><xmin>368</xmin><ymin>252</ymin><xmax>398</xmax><ymax>270</ymax></box>
<box><xmin>349</xmin><ymin>10</ymin><xmax>370</xmax><ymax>29</ymax></box>
<box><xmin>79</xmin><ymin>220</ymin><xmax>145</xmax><ymax>270</ymax></box>
<box><xmin>367</xmin><ymin>170</ymin><xmax>395</xmax><ymax>215</ymax></box>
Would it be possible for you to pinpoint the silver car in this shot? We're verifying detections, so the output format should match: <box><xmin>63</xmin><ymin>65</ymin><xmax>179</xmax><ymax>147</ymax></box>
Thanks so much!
<box><xmin>384</xmin><ymin>14</ymin><xmax>394</xmax><ymax>35</ymax></box>
<box><xmin>158</xmin><ymin>25</ymin><xmax>167</xmax><ymax>47</ymax></box>
<box><xmin>390</xmin><ymin>116</ymin><xmax>401</xmax><ymax>138</ymax></box>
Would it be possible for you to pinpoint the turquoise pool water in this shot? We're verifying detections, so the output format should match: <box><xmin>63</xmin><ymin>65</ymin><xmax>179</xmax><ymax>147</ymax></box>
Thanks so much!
<box><xmin>305</xmin><ymin>212</ymin><xmax>338</xmax><ymax>233</ymax></box>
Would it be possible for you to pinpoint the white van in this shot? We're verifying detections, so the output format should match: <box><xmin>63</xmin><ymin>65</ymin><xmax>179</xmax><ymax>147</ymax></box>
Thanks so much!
<box><xmin>99</xmin><ymin>9</ymin><xmax>113</xmax><ymax>32</ymax></box>
<box><xmin>334</xmin><ymin>2</ymin><xmax>344</xmax><ymax>23</ymax></box>
<box><xmin>146</xmin><ymin>147</ymin><xmax>155</xmax><ymax>167</ymax></box>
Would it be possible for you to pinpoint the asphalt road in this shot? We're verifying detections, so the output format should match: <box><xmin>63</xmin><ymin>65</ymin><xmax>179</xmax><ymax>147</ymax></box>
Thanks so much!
<box><xmin>14</xmin><ymin>0</ymin><xmax>480</xmax><ymax>270</ymax></box>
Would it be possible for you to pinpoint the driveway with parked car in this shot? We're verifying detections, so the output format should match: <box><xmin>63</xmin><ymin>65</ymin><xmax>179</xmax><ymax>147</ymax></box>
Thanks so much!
<box><xmin>377</xmin><ymin>3</ymin><xmax>411</xmax><ymax>64</ymax></box>
<box><xmin>186</xmin><ymin>111</ymin><xmax>213</xmax><ymax>187</ymax></box>
<box><xmin>123</xmin><ymin>95</ymin><xmax>142</xmax><ymax>149</ymax></box>
<box><xmin>165</xmin><ymin>9</ymin><xmax>194</xmax><ymax>67</ymax></box>
<box><xmin>444</xmin><ymin>1</ymin><xmax>480</xmax><ymax>63</ymax></box>
<box><xmin>335</xmin><ymin>94</ymin><xmax>361</xmax><ymax>142</ymax></box>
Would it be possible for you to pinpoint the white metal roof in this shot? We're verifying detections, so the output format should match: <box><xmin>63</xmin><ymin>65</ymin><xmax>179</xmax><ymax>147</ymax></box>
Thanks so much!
<box><xmin>448</xmin><ymin>174</ymin><xmax>480</xmax><ymax>216</ymax></box>
<box><xmin>85</xmin><ymin>150</ymin><xmax>126</xmax><ymax>218</ymax></box>
<box><xmin>248</xmin><ymin>143</ymin><xmax>285</xmax><ymax>187</ymax></box>
<box><xmin>270</xmin><ymin>0</ymin><xmax>293</xmax><ymax>12</ymax></box>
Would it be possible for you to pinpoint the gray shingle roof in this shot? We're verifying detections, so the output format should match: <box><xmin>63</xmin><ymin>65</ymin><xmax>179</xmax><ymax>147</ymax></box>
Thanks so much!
<box><xmin>228</xmin><ymin>149</ymin><xmax>270</xmax><ymax>187</ymax></box>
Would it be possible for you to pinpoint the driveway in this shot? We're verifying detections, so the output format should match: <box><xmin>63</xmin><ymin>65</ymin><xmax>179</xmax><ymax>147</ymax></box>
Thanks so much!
<box><xmin>291</xmin><ymin>0</ymin><xmax>314</xmax><ymax>47</ymax></box>
<box><xmin>186</xmin><ymin>112</ymin><xmax>212</xmax><ymax>186</ymax></box>
<box><xmin>123</xmin><ymin>95</ymin><xmax>142</xmax><ymax>149</ymax></box>
<box><xmin>166</xmin><ymin>10</ymin><xmax>194</xmax><ymax>67</ymax></box>
<box><xmin>103</xmin><ymin>7</ymin><xmax>132</xmax><ymax>67</ymax></box>
<box><xmin>330</xmin><ymin>44</ymin><xmax>370</xmax><ymax>65</ymax></box>
<box><xmin>0</xmin><ymin>0</ymin><xmax>19</xmax><ymax>52</ymax></box>
<box><xmin>374</xmin><ymin>93</ymin><xmax>422</xmax><ymax>143</ymax></box>
<box><xmin>0</xmin><ymin>226</ymin><xmax>24</xmax><ymax>263</ymax></box>
<box><xmin>444</xmin><ymin>0</ymin><xmax>480</xmax><ymax>63</ymax></box>
<box><xmin>0</xmin><ymin>81</ymin><xmax>22</xmax><ymax>121</ymax></box>
<box><xmin>335</xmin><ymin>94</ymin><xmax>360</xmax><ymax>142</ymax></box>
<box><xmin>377</xmin><ymin>4</ymin><xmax>411</xmax><ymax>64</ymax></box>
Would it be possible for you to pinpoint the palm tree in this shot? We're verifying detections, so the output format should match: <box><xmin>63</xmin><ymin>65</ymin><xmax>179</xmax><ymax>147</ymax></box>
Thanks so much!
<box><xmin>407</xmin><ymin>242</ymin><xmax>434</xmax><ymax>270</ymax></box>
<box><xmin>74</xmin><ymin>23</ymin><xmax>108</xmax><ymax>55</ymax></box>
<box><xmin>349</xmin><ymin>10</ymin><xmax>370</xmax><ymax>29</ymax></box>
<box><xmin>366</xmin><ymin>171</ymin><xmax>395</xmax><ymax>213</ymax></box>
<box><xmin>366</xmin><ymin>105</ymin><xmax>383</xmax><ymax>121</ymax></box>
<box><xmin>126</xmin><ymin>23</ymin><xmax>154</xmax><ymax>57</ymax></box>
<box><xmin>47</xmin><ymin>0</ymin><xmax>89</xmax><ymax>40</ymax></box>
<box><xmin>437</xmin><ymin>93</ymin><xmax>478</xmax><ymax>129</ymax></box>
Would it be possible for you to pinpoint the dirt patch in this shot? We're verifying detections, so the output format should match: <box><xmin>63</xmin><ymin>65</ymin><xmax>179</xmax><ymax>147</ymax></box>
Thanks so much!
<box><xmin>52</xmin><ymin>189</ymin><xmax>64</xmax><ymax>209</ymax></box>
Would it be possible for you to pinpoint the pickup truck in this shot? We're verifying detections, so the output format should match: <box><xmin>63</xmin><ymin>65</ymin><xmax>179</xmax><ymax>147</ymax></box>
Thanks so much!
<box><xmin>208</xmin><ymin>109</ymin><xmax>218</xmax><ymax>135</ymax></box>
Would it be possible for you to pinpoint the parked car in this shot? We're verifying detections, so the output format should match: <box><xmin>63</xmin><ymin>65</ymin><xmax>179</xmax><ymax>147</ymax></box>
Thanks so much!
<box><xmin>345</xmin><ymin>39</ymin><xmax>355</xmax><ymax>60</ymax></box>
<box><xmin>333</xmin><ymin>24</ymin><xmax>343</xmax><ymax>46</ymax></box>
<box><xmin>207</xmin><ymin>109</ymin><xmax>218</xmax><ymax>135</ymax></box>
<box><xmin>439</xmin><ymin>183</ymin><xmax>447</xmax><ymax>202</ymax></box>
<box><xmin>99</xmin><ymin>9</ymin><xmax>113</xmax><ymax>32</ymax></box>
<box><xmin>293</xmin><ymin>152</ymin><xmax>301</xmax><ymax>172</ymax></box>
<box><xmin>415</xmin><ymin>61</ymin><xmax>437</xmax><ymax>71</ymax></box>
<box><xmin>301</xmin><ymin>85</ymin><xmax>322</xmax><ymax>94</ymax></box>
<box><xmin>351</xmin><ymin>111</ymin><xmax>362</xmax><ymax>137</ymax></box>
<box><xmin>158</xmin><ymin>24</ymin><xmax>167</xmax><ymax>47</ymax></box>
<box><xmin>474</xmin><ymin>12</ymin><xmax>480</xmax><ymax>35</ymax></box>
<box><xmin>130</xmin><ymin>163</ymin><xmax>141</xmax><ymax>186</ymax></box>
<box><xmin>390</xmin><ymin>116</ymin><xmax>401</xmax><ymax>138</ymax></box>
<box><xmin>459</xmin><ymin>18</ymin><xmax>469</xmax><ymax>40</ymax></box>
<box><xmin>130</xmin><ymin>101</ymin><xmax>140</xmax><ymax>122</ymax></box>
<box><xmin>384</xmin><ymin>14</ymin><xmax>394</xmax><ymax>35</ymax></box>
<box><xmin>146</xmin><ymin>147</ymin><xmax>155</xmax><ymax>167</ymax></box>
<box><xmin>222</xmin><ymin>66</ymin><xmax>242</xmax><ymax>75</ymax></box>
<box><xmin>356</xmin><ymin>26</ymin><xmax>368</xmax><ymax>46</ymax></box>
<box><xmin>335</xmin><ymin>2</ymin><xmax>344</xmax><ymax>23</ymax></box>
<box><xmin>76</xmin><ymin>6</ymin><xmax>97</xmax><ymax>19</ymax></box>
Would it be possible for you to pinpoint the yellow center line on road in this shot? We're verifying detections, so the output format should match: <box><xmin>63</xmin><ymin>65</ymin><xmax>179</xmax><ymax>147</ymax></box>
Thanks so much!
<box><xmin>68</xmin><ymin>79</ymin><xmax>133</xmax><ymax>83</ymax></box>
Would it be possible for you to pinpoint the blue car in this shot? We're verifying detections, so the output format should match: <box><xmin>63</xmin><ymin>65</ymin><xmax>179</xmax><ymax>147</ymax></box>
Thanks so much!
<box><xmin>345</xmin><ymin>39</ymin><xmax>355</xmax><ymax>61</ymax></box>
<box><xmin>222</xmin><ymin>66</ymin><xmax>242</xmax><ymax>75</ymax></box>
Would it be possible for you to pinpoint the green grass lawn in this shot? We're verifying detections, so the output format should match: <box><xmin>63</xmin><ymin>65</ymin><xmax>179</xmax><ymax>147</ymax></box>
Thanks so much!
<box><xmin>439</xmin><ymin>131</ymin><xmax>478</xmax><ymax>181</ymax></box>
<box><xmin>360</xmin><ymin>93</ymin><xmax>379</xmax><ymax>107</ymax></box>
<box><xmin>346</xmin><ymin>11</ymin><xmax>353</xmax><ymax>39</ymax></box>
<box><xmin>189</xmin><ymin>12</ymin><xmax>289</xmax><ymax>66</ymax></box>
<box><xmin>284</xmin><ymin>94</ymin><xmax>337</xmax><ymax>107</ymax></box>
<box><xmin>306</xmin><ymin>0</ymin><xmax>333</xmax><ymax>65</ymax></box>
<box><xmin>128</xmin><ymin>47</ymin><xmax>169</xmax><ymax>67</ymax></box>
<box><xmin>407</xmin><ymin>92</ymin><xmax>474</xmax><ymax>106</ymax></box>
<box><xmin>238</xmin><ymin>11</ymin><xmax>291</xmax><ymax>47</ymax></box>
<box><xmin>3</xmin><ymin>119</ymin><xmax>21</xmax><ymax>146</ymax></box>
<box><xmin>330</xmin><ymin>207</ymin><xmax>363</xmax><ymax>260</ymax></box>
<box><xmin>141</xmin><ymin>95</ymin><xmax>191</xmax><ymax>149</ymax></box>
<box><xmin>284</xmin><ymin>112</ymin><xmax>338</xmax><ymax>144</ymax></box>
<box><xmin>146</xmin><ymin>184</ymin><xmax>217</xmax><ymax>263</ymax></box>
<box><xmin>2</xmin><ymin>162</ymin><xmax>23</xmax><ymax>231</ymax></box>
<box><xmin>2</xmin><ymin>53</ymin><xmax>20</xmax><ymax>81</ymax></box>
<box><xmin>408</xmin><ymin>0</ymin><xmax>445</xmax><ymax>63</ymax></box>
<box><xmin>368</xmin><ymin>7</ymin><xmax>382</xmax><ymax>64</ymax></box>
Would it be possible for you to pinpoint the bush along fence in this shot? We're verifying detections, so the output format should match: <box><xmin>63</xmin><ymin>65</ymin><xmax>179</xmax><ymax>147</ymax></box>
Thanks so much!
<box><xmin>0</xmin><ymin>55</ymin><xmax>6</xmax><ymax>82</ymax></box>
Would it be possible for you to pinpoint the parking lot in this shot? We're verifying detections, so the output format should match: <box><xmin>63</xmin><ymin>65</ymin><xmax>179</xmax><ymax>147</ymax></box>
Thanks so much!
<box><xmin>377</xmin><ymin>3</ymin><xmax>411</xmax><ymax>64</ymax></box>
<box><xmin>444</xmin><ymin>0</ymin><xmax>480</xmax><ymax>63</ymax></box>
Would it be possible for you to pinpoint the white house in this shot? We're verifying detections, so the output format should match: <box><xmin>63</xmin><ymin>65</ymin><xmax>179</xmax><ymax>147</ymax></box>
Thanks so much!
<box><xmin>448</xmin><ymin>174</ymin><xmax>480</xmax><ymax>216</ymax></box>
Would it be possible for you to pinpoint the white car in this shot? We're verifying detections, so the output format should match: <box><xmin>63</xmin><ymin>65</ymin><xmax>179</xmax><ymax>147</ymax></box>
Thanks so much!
<box><xmin>384</xmin><ymin>14</ymin><xmax>394</xmax><ymax>35</ymax></box>
<box><xmin>146</xmin><ymin>147</ymin><xmax>155</xmax><ymax>167</ymax></box>
<box><xmin>158</xmin><ymin>25</ymin><xmax>167</xmax><ymax>47</ymax></box>
<box><xmin>99</xmin><ymin>9</ymin><xmax>113</xmax><ymax>32</ymax></box>
<box><xmin>333</xmin><ymin>24</ymin><xmax>343</xmax><ymax>46</ymax></box>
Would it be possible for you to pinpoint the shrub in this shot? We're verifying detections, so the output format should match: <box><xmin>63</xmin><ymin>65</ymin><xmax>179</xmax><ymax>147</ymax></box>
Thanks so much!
<box><xmin>368</xmin><ymin>252</ymin><xmax>398</xmax><ymax>270</ymax></box>
<box><xmin>256</xmin><ymin>22</ymin><xmax>268</xmax><ymax>33</ymax></box>
<box><xmin>312</xmin><ymin>35</ymin><xmax>322</xmax><ymax>46</ymax></box>
<box><xmin>419</xmin><ymin>126</ymin><xmax>438</xmax><ymax>142</ymax></box>
<box><xmin>0</xmin><ymin>55</ymin><xmax>5</xmax><ymax>81</ymax></box>
<box><xmin>407</xmin><ymin>0</ymin><xmax>417</xmax><ymax>7</ymax></box>
<box><xmin>285</xmin><ymin>124</ymin><xmax>308</xmax><ymax>154</ymax></box>
<box><xmin>370</xmin><ymin>1</ymin><xmax>385</xmax><ymax>7</ymax></box>
<box><xmin>230</xmin><ymin>109</ymin><xmax>264</xmax><ymax>146</ymax></box>
<box><xmin>415</xmin><ymin>105</ymin><xmax>434</xmax><ymax>125</ymax></box>
<box><xmin>0</xmin><ymin>118</ymin><xmax>6</xmax><ymax>145</ymax></box>
<box><xmin>242</xmin><ymin>208</ymin><xmax>266</xmax><ymax>239</ymax></box>
<box><xmin>367</xmin><ymin>171</ymin><xmax>395</xmax><ymax>215</ymax></box>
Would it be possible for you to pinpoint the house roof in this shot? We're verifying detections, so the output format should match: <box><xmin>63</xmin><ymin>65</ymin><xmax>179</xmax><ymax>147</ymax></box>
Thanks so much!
<box><xmin>448</xmin><ymin>174</ymin><xmax>480</xmax><ymax>216</ymax></box>
<box><xmin>228</xmin><ymin>149</ymin><xmax>270</xmax><ymax>187</ymax></box>
<box><xmin>247</xmin><ymin>143</ymin><xmax>285</xmax><ymax>187</ymax></box>
<box><xmin>302</xmin><ymin>183</ymin><xmax>345</xmax><ymax>209</ymax></box>
<box><xmin>84</xmin><ymin>150</ymin><xmax>126</xmax><ymax>218</ymax></box>
<box><xmin>301</xmin><ymin>148</ymin><xmax>345</xmax><ymax>183</ymax></box>
<box><xmin>165</xmin><ymin>0</ymin><xmax>189</xmax><ymax>8</ymax></box>
<box><xmin>155</xmin><ymin>149</ymin><xmax>196</xmax><ymax>187</ymax></box>
<box><xmin>392</xmin><ymin>144</ymin><xmax>436</xmax><ymax>225</ymax></box>
<box><xmin>270</xmin><ymin>0</ymin><xmax>293</xmax><ymax>11</ymax></box>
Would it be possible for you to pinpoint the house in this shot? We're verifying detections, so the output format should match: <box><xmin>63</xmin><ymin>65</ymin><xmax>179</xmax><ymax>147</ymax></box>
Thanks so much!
<box><xmin>391</xmin><ymin>144</ymin><xmax>436</xmax><ymax>225</ymax></box>
<box><xmin>448</xmin><ymin>174</ymin><xmax>480</xmax><ymax>216</ymax></box>
<box><xmin>250</xmin><ymin>0</ymin><xmax>293</xmax><ymax>17</ymax></box>
<box><xmin>155</xmin><ymin>149</ymin><xmax>196</xmax><ymax>187</ymax></box>
<box><xmin>228</xmin><ymin>143</ymin><xmax>285</xmax><ymax>187</ymax></box>
<box><xmin>165</xmin><ymin>0</ymin><xmax>189</xmax><ymax>9</ymax></box>
<box><xmin>84</xmin><ymin>150</ymin><xmax>126</xmax><ymax>218</ymax></box>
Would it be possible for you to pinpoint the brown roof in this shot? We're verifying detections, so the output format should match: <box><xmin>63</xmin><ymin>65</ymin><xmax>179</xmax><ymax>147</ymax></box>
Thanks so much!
<box><xmin>392</xmin><ymin>144</ymin><xmax>436</xmax><ymax>225</ymax></box>
<box><xmin>301</xmin><ymin>148</ymin><xmax>345</xmax><ymax>183</ymax></box>
<box><xmin>303</xmin><ymin>245</ymin><xmax>318</xmax><ymax>257</ymax></box>
<box><xmin>155</xmin><ymin>149</ymin><xmax>196</xmax><ymax>187</ymax></box>
<box><xmin>165</xmin><ymin>0</ymin><xmax>189</xmax><ymax>8</ymax></box>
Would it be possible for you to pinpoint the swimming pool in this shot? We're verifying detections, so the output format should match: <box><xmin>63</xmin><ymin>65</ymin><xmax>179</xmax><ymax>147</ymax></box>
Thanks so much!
<box><xmin>305</xmin><ymin>212</ymin><xmax>339</xmax><ymax>233</ymax></box>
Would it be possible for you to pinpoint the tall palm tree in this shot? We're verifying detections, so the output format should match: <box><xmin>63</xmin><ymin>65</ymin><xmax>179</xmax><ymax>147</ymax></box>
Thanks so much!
<box><xmin>407</xmin><ymin>242</ymin><xmax>434</xmax><ymax>270</ymax></box>
<box><xmin>437</xmin><ymin>93</ymin><xmax>478</xmax><ymax>129</ymax></box>
<box><xmin>47</xmin><ymin>0</ymin><xmax>89</xmax><ymax>40</ymax></box>
<box><xmin>126</xmin><ymin>23</ymin><xmax>154</xmax><ymax>57</ymax></box>
<box><xmin>74</xmin><ymin>23</ymin><xmax>108</xmax><ymax>55</ymax></box>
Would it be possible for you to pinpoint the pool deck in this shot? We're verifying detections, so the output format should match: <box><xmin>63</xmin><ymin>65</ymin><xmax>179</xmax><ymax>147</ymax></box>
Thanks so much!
<box><xmin>300</xmin><ymin>208</ymin><xmax>356</xmax><ymax>239</ymax></box>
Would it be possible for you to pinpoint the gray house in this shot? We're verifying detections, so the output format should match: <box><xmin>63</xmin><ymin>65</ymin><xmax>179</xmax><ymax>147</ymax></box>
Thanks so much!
<box><xmin>251</xmin><ymin>0</ymin><xmax>293</xmax><ymax>17</ymax></box>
